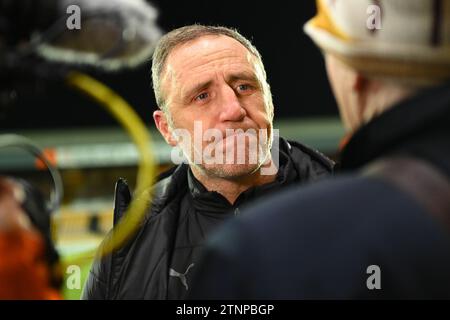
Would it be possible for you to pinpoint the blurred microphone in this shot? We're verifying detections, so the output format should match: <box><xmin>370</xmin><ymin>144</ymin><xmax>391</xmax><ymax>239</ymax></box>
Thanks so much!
<box><xmin>37</xmin><ymin>0</ymin><xmax>162</xmax><ymax>71</ymax></box>
<box><xmin>0</xmin><ymin>0</ymin><xmax>162</xmax><ymax>109</ymax></box>
<box><xmin>0</xmin><ymin>0</ymin><xmax>162</xmax><ymax>71</ymax></box>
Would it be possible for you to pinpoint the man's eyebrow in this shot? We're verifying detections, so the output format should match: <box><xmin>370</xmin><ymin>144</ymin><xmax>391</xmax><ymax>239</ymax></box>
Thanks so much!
<box><xmin>182</xmin><ymin>80</ymin><xmax>213</xmax><ymax>101</ymax></box>
<box><xmin>226</xmin><ymin>71</ymin><xmax>260</xmax><ymax>84</ymax></box>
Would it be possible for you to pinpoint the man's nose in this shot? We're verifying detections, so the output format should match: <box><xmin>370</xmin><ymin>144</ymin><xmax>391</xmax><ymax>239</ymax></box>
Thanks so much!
<box><xmin>218</xmin><ymin>85</ymin><xmax>246</xmax><ymax>122</ymax></box>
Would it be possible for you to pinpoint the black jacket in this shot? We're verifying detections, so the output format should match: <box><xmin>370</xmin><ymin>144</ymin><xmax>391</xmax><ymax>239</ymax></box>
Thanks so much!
<box><xmin>189</xmin><ymin>83</ymin><xmax>450</xmax><ymax>299</ymax></box>
<box><xmin>82</xmin><ymin>137</ymin><xmax>333</xmax><ymax>299</ymax></box>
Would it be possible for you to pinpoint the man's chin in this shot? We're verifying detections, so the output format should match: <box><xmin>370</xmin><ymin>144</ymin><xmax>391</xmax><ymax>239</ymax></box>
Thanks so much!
<box><xmin>198</xmin><ymin>163</ymin><xmax>261</xmax><ymax>180</ymax></box>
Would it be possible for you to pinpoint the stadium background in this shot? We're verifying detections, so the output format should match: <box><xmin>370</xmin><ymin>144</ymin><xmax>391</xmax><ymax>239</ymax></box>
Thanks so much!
<box><xmin>0</xmin><ymin>0</ymin><xmax>343</xmax><ymax>299</ymax></box>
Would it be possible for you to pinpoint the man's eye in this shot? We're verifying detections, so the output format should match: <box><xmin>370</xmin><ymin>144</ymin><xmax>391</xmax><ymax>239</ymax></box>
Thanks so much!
<box><xmin>237</xmin><ymin>84</ymin><xmax>250</xmax><ymax>91</ymax></box>
<box><xmin>195</xmin><ymin>92</ymin><xmax>209</xmax><ymax>101</ymax></box>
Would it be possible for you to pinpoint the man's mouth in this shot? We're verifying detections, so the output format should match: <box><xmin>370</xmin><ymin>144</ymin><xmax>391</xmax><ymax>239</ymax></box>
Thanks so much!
<box><xmin>208</xmin><ymin>129</ymin><xmax>259</xmax><ymax>148</ymax></box>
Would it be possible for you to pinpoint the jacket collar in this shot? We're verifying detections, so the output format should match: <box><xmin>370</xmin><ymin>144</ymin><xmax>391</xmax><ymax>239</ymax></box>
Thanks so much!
<box><xmin>340</xmin><ymin>83</ymin><xmax>450</xmax><ymax>173</ymax></box>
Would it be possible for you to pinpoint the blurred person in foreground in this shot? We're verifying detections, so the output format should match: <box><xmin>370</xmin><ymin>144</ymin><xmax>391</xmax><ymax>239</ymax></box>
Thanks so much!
<box><xmin>83</xmin><ymin>25</ymin><xmax>334</xmax><ymax>300</ymax></box>
<box><xmin>190</xmin><ymin>0</ymin><xmax>450</xmax><ymax>299</ymax></box>
<box><xmin>0</xmin><ymin>178</ymin><xmax>61</xmax><ymax>299</ymax></box>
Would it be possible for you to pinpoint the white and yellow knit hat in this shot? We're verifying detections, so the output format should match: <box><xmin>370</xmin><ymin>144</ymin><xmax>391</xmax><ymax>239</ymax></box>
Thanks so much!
<box><xmin>304</xmin><ymin>0</ymin><xmax>450</xmax><ymax>83</ymax></box>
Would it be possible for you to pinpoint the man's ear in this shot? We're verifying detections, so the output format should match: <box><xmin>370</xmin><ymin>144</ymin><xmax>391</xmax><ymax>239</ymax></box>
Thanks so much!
<box><xmin>153</xmin><ymin>110</ymin><xmax>177</xmax><ymax>147</ymax></box>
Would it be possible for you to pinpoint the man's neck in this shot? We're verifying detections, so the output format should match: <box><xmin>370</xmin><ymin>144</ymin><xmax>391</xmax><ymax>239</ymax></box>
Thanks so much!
<box><xmin>190</xmin><ymin>162</ymin><xmax>277</xmax><ymax>205</ymax></box>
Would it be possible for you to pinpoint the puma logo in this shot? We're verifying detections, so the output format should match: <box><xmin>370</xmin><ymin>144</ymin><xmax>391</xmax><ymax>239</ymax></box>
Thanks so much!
<box><xmin>169</xmin><ymin>263</ymin><xmax>195</xmax><ymax>291</ymax></box>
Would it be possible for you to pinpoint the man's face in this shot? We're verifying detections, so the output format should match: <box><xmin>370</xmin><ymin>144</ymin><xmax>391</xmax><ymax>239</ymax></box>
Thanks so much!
<box><xmin>155</xmin><ymin>35</ymin><xmax>273</xmax><ymax>179</ymax></box>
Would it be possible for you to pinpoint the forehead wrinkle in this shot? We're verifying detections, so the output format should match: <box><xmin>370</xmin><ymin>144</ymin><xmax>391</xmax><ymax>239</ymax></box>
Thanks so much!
<box><xmin>168</xmin><ymin>36</ymin><xmax>254</xmax><ymax>76</ymax></box>
<box><xmin>181</xmin><ymin>63</ymin><xmax>261</xmax><ymax>100</ymax></box>
<box><xmin>172</xmin><ymin>35</ymin><xmax>249</xmax><ymax>61</ymax></box>
<box><xmin>175</xmin><ymin>53</ymin><xmax>249</xmax><ymax>80</ymax></box>
<box><xmin>173</xmin><ymin>58</ymin><xmax>257</xmax><ymax>94</ymax></box>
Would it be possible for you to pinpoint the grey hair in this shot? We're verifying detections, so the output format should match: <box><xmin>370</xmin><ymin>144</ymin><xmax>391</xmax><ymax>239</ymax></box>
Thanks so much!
<box><xmin>151</xmin><ymin>24</ymin><xmax>273</xmax><ymax>118</ymax></box>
